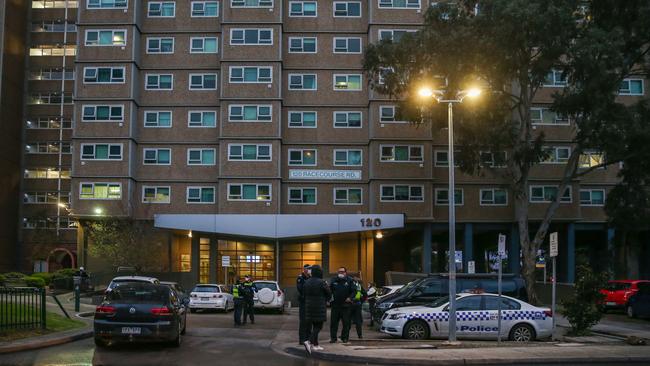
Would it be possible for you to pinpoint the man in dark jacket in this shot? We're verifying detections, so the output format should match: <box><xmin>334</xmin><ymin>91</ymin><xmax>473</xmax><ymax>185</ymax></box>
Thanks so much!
<box><xmin>297</xmin><ymin>264</ymin><xmax>311</xmax><ymax>345</ymax></box>
<box><xmin>302</xmin><ymin>265</ymin><xmax>331</xmax><ymax>354</ymax></box>
<box><xmin>241</xmin><ymin>275</ymin><xmax>258</xmax><ymax>325</ymax></box>
<box><xmin>329</xmin><ymin>267</ymin><xmax>355</xmax><ymax>343</ymax></box>
<box><xmin>231</xmin><ymin>276</ymin><xmax>244</xmax><ymax>326</ymax></box>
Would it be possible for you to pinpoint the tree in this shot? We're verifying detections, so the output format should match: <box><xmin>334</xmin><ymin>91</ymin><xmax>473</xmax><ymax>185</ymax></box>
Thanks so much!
<box><xmin>561</xmin><ymin>265</ymin><xmax>608</xmax><ymax>335</ymax></box>
<box><xmin>364</xmin><ymin>0</ymin><xmax>650</xmax><ymax>303</ymax></box>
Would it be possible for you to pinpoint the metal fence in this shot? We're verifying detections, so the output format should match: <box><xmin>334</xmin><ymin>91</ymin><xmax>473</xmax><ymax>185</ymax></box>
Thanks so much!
<box><xmin>0</xmin><ymin>287</ymin><xmax>46</xmax><ymax>331</ymax></box>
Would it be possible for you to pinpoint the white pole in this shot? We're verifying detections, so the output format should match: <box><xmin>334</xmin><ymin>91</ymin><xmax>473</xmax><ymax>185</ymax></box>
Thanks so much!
<box><xmin>497</xmin><ymin>254</ymin><xmax>502</xmax><ymax>343</ymax></box>
<box><xmin>551</xmin><ymin>256</ymin><xmax>557</xmax><ymax>341</ymax></box>
<box><xmin>447</xmin><ymin>101</ymin><xmax>457</xmax><ymax>343</ymax></box>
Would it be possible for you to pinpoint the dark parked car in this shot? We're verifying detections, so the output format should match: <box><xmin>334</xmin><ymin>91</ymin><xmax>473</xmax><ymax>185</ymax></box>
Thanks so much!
<box><xmin>161</xmin><ymin>281</ymin><xmax>189</xmax><ymax>303</ymax></box>
<box><xmin>372</xmin><ymin>273</ymin><xmax>527</xmax><ymax>323</ymax></box>
<box><xmin>626</xmin><ymin>282</ymin><xmax>650</xmax><ymax>319</ymax></box>
<box><xmin>94</xmin><ymin>282</ymin><xmax>188</xmax><ymax>347</ymax></box>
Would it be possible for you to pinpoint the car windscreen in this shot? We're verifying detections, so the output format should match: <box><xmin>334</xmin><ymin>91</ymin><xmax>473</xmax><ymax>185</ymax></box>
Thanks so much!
<box><xmin>397</xmin><ymin>280</ymin><xmax>419</xmax><ymax>294</ymax></box>
<box><xmin>109</xmin><ymin>279</ymin><xmax>150</xmax><ymax>290</ymax></box>
<box><xmin>192</xmin><ymin>286</ymin><xmax>220</xmax><ymax>293</ymax></box>
<box><xmin>606</xmin><ymin>282</ymin><xmax>631</xmax><ymax>291</ymax></box>
<box><xmin>107</xmin><ymin>284</ymin><xmax>168</xmax><ymax>303</ymax></box>
<box><xmin>255</xmin><ymin>282</ymin><xmax>278</xmax><ymax>291</ymax></box>
<box><xmin>427</xmin><ymin>295</ymin><xmax>451</xmax><ymax>308</ymax></box>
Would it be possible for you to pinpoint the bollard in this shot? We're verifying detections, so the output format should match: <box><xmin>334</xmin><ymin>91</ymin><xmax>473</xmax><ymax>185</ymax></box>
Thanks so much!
<box><xmin>75</xmin><ymin>285</ymin><xmax>80</xmax><ymax>312</ymax></box>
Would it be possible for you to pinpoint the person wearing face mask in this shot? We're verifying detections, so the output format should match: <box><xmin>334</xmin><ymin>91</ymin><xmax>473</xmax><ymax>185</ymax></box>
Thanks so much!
<box><xmin>297</xmin><ymin>264</ymin><xmax>311</xmax><ymax>345</ymax></box>
<box><xmin>329</xmin><ymin>267</ymin><xmax>355</xmax><ymax>343</ymax></box>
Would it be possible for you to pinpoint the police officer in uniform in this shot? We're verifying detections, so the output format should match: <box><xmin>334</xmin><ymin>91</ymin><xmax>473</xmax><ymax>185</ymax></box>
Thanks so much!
<box><xmin>241</xmin><ymin>275</ymin><xmax>258</xmax><ymax>325</ymax></box>
<box><xmin>367</xmin><ymin>282</ymin><xmax>378</xmax><ymax>326</ymax></box>
<box><xmin>297</xmin><ymin>264</ymin><xmax>311</xmax><ymax>345</ymax></box>
<box><xmin>329</xmin><ymin>267</ymin><xmax>355</xmax><ymax>343</ymax></box>
<box><xmin>231</xmin><ymin>276</ymin><xmax>244</xmax><ymax>326</ymax></box>
<box><xmin>351</xmin><ymin>277</ymin><xmax>367</xmax><ymax>339</ymax></box>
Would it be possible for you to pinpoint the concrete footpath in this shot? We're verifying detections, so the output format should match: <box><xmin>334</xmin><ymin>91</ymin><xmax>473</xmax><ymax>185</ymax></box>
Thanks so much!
<box><xmin>0</xmin><ymin>292</ymin><xmax>94</xmax><ymax>354</ymax></box>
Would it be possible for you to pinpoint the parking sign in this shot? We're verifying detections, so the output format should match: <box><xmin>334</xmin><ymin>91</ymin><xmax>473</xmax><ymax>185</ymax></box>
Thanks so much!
<box><xmin>497</xmin><ymin>234</ymin><xmax>506</xmax><ymax>256</ymax></box>
<box><xmin>549</xmin><ymin>232</ymin><xmax>558</xmax><ymax>257</ymax></box>
<box><xmin>222</xmin><ymin>256</ymin><xmax>231</xmax><ymax>267</ymax></box>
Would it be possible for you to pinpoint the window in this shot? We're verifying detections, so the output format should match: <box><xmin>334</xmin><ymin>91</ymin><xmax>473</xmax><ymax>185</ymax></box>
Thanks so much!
<box><xmin>188</xmin><ymin>111</ymin><xmax>217</xmax><ymax>127</ymax></box>
<box><xmin>190</xmin><ymin>37</ymin><xmax>218</xmax><ymax>53</ymax></box>
<box><xmin>333</xmin><ymin>149</ymin><xmax>362</xmax><ymax>166</ymax></box>
<box><xmin>378</xmin><ymin>29</ymin><xmax>416</xmax><ymax>42</ymax></box>
<box><xmin>228</xmin><ymin>184</ymin><xmax>271</xmax><ymax>201</ymax></box>
<box><xmin>79</xmin><ymin>182</ymin><xmax>121</xmax><ymax>199</ymax></box>
<box><xmin>619</xmin><ymin>78</ymin><xmax>644</xmax><ymax>96</ymax></box>
<box><xmin>82</xmin><ymin>105</ymin><xmax>123</xmax><ymax>122</ymax></box>
<box><xmin>434</xmin><ymin>150</ymin><xmax>460</xmax><ymax>167</ymax></box>
<box><xmin>25</xmin><ymin>142</ymin><xmax>71</xmax><ymax>154</ymax></box>
<box><xmin>288</xmin><ymin>111</ymin><xmax>316</xmax><ymax>127</ymax></box>
<box><xmin>29</xmin><ymin>68</ymin><xmax>75</xmax><ymax>81</ymax></box>
<box><xmin>143</xmin><ymin>186</ymin><xmax>170</xmax><ymax>203</ymax></box>
<box><xmin>288</xmin><ymin>74</ymin><xmax>317</xmax><ymax>90</ymax></box>
<box><xmin>24</xmin><ymin>168</ymin><xmax>71</xmax><ymax>179</ymax></box>
<box><xmin>85</xmin><ymin>30</ymin><xmax>126</xmax><ymax>46</ymax></box>
<box><xmin>189</xmin><ymin>73</ymin><xmax>217</xmax><ymax>89</ymax></box>
<box><xmin>143</xmin><ymin>148</ymin><xmax>171</xmax><ymax>165</ymax></box>
<box><xmin>27</xmin><ymin>117</ymin><xmax>72</xmax><ymax>129</ymax></box>
<box><xmin>187</xmin><ymin>149</ymin><xmax>216</xmax><ymax>165</ymax></box>
<box><xmin>289</xmin><ymin>37</ymin><xmax>317</xmax><ymax>53</ymax></box>
<box><xmin>542</xmin><ymin>146</ymin><xmax>571</xmax><ymax>164</ymax></box>
<box><xmin>435</xmin><ymin>188</ymin><xmax>463</xmax><ymax>206</ymax></box>
<box><xmin>580</xmin><ymin>189</ymin><xmax>605</xmax><ymax>206</ymax></box>
<box><xmin>288</xmin><ymin>187</ymin><xmax>316</xmax><ymax>204</ymax></box>
<box><xmin>230</xmin><ymin>29</ymin><xmax>273</xmax><ymax>45</ymax></box>
<box><xmin>333</xmin><ymin>37</ymin><xmax>361</xmax><ymax>53</ymax></box>
<box><xmin>378</xmin><ymin>0</ymin><xmax>420</xmax><ymax>8</ymax></box>
<box><xmin>29</xmin><ymin>45</ymin><xmax>76</xmax><ymax>56</ymax></box>
<box><xmin>148</xmin><ymin>1</ymin><xmax>175</xmax><ymax>17</ymax></box>
<box><xmin>229</xmin><ymin>67</ymin><xmax>272</xmax><ymax>83</ymax></box>
<box><xmin>144</xmin><ymin>111</ymin><xmax>172</xmax><ymax>127</ymax></box>
<box><xmin>191</xmin><ymin>1</ymin><xmax>218</xmax><ymax>16</ymax></box>
<box><xmin>333</xmin><ymin>111</ymin><xmax>362</xmax><ymax>128</ymax></box>
<box><xmin>380</xmin><ymin>185</ymin><xmax>423</xmax><ymax>201</ymax></box>
<box><xmin>29</xmin><ymin>92</ymin><xmax>73</xmax><ymax>104</ymax></box>
<box><xmin>380</xmin><ymin>145</ymin><xmax>423</xmax><ymax>162</ymax></box>
<box><xmin>289</xmin><ymin>1</ymin><xmax>316</xmax><ymax>16</ymax></box>
<box><xmin>147</xmin><ymin>37</ymin><xmax>174</xmax><ymax>53</ymax></box>
<box><xmin>87</xmin><ymin>0</ymin><xmax>126</xmax><ymax>8</ymax></box>
<box><xmin>480</xmin><ymin>188</ymin><xmax>508</xmax><ymax>206</ymax></box>
<box><xmin>579</xmin><ymin>150</ymin><xmax>604</xmax><ymax>168</ymax></box>
<box><xmin>187</xmin><ymin>187</ymin><xmax>215</xmax><ymax>203</ymax></box>
<box><xmin>530</xmin><ymin>107</ymin><xmax>570</xmax><ymax>125</ymax></box>
<box><xmin>231</xmin><ymin>0</ymin><xmax>273</xmax><ymax>7</ymax></box>
<box><xmin>454</xmin><ymin>296</ymin><xmax>482</xmax><ymax>311</ymax></box>
<box><xmin>479</xmin><ymin>151</ymin><xmax>507</xmax><ymax>168</ymax></box>
<box><xmin>379</xmin><ymin>105</ymin><xmax>405</xmax><ymax>123</ymax></box>
<box><xmin>83</xmin><ymin>67</ymin><xmax>125</xmax><ymax>83</ymax></box>
<box><xmin>544</xmin><ymin>69</ymin><xmax>567</xmax><ymax>87</ymax></box>
<box><xmin>334</xmin><ymin>188</ymin><xmax>362</xmax><ymax>205</ymax></box>
<box><xmin>228</xmin><ymin>144</ymin><xmax>271</xmax><ymax>161</ymax></box>
<box><xmin>334</xmin><ymin>74</ymin><xmax>362</xmax><ymax>90</ymax></box>
<box><xmin>23</xmin><ymin>191</ymin><xmax>70</xmax><ymax>204</ymax></box>
<box><xmin>333</xmin><ymin>1</ymin><xmax>360</xmax><ymax>17</ymax></box>
<box><xmin>288</xmin><ymin>149</ymin><xmax>317</xmax><ymax>166</ymax></box>
<box><xmin>229</xmin><ymin>105</ymin><xmax>271</xmax><ymax>122</ymax></box>
<box><xmin>530</xmin><ymin>186</ymin><xmax>572</xmax><ymax>203</ymax></box>
<box><xmin>80</xmin><ymin>144</ymin><xmax>122</xmax><ymax>160</ymax></box>
<box><xmin>484</xmin><ymin>296</ymin><xmax>521</xmax><ymax>311</ymax></box>
<box><xmin>146</xmin><ymin>74</ymin><xmax>173</xmax><ymax>90</ymax></box>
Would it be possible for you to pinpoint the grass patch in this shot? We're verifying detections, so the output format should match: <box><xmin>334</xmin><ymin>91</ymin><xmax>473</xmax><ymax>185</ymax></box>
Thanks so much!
<box><xmin>0</xmin><ymin>303</ymin><xmax>85</xmax><ymax>342</ymax></box>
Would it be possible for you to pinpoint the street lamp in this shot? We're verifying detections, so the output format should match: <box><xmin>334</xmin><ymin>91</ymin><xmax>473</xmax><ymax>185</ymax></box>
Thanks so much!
<box><xmin>419</xmin><ymin>85</ymin><xmax>481</xmax><ymax>343</ymax></box>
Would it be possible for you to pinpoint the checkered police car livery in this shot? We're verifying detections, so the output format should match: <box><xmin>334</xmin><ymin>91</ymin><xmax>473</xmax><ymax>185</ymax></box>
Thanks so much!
<box><xmin>380</xmin><ymin>293</ymin><xmax>553</xmax><ymax>342</ymax></box>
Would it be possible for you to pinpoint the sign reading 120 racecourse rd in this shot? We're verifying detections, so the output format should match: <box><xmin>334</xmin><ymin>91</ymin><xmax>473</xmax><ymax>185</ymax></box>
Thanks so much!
<box><xmin>289</xmin><ymin>169</ymin><xmax>361</xmax><ymax>180</ymax></box>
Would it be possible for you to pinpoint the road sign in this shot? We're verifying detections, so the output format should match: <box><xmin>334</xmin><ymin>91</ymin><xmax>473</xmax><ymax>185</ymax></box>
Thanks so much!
<box><xmin>549</xmin><ymin>232</ymin><xmax>558</xmax><ymax>257</ymax></box>
<box><xmin>467</xmin><ymin>261</ymin><xmax>475</xmax><ymax>274</ymax></box>
<box><xmin>222</xmin><ymin>256</ymin><xmax>231</xmax><ymax>267</ymax></box>
<box><xmin>498</xmin><ymin>234</ymin><xmax>506</xmax><ymax>257</ymax></box>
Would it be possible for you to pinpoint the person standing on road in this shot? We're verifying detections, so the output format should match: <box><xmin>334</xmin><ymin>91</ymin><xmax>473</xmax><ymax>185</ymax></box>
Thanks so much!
<box><xmin>231</xmin><ymin>276</ymin><xmax>244</xmax><ymax>326</ymax></box>
<box><xmin>241</xmin><ymin>275</ymin><xmax>258</xmax><ymax>325</ymax></box>
<box><xmin>367</xmin><ymin>282</ymin><xmax>378</xmax><ymax>326</ymax></box>
<box><xmin>351</xmin><ymin>277</ymin><xmax>367</xmax><ymax>339</ymax></box>
<box><xmin>329</xmin><ymin>267</ymin><xmax>355</xmax><ymax>343</ymax></box>
<box><xmin>302</xmin><ymin>264</ymin><xmax>331</xmax><ymax>354</ymax></box>
<box><xmin>297</xmin><ymin>264</ymin><xmax>311</xmax><ymax>345</ymax></box>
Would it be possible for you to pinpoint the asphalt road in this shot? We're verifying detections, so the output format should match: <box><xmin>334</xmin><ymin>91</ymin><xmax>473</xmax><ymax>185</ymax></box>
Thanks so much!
<box><xmin>0</xmin><ymin>309</ymin><xmax>364</xmax><ymax>366</ymax></box>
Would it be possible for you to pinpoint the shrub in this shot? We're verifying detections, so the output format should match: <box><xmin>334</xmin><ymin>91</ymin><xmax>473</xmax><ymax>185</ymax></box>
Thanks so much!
<box><xmin>3</xmin><ymin>272</ymin><xmax>27</xmax><ymax>279</ymax></box>
<box><xmin>52</xmin><ymin>268</ymin><xmax>76</xmax><ymax>279</ymax></box>
<box><xmin>24</xmin><ymin>276</ymin><xmax>46</xmax><ymax>288</ymax></box>
<box><xmin>31</xmin><ymin>272</ymin><xmax>53</xmax><ymax>285</ymax></box>
<box><xmin>561</xmin><ymin>265</ymin><xmax>608</xmax><ymax>336</ymax></box>
<box><xmin>0</xmin><ymin>274</ymin><xmax>5</xmax><ymax>286</ymax></box>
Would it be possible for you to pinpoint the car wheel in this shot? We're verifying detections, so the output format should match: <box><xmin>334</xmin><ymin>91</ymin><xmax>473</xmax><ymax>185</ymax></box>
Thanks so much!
<box><xmin>94</xmin><ymin>337</ymin><xmax>109</xmax><ymax>348</ymax></box>
<box><xmin>627</xmin><ymin>305</ymin><xmax>636</xmax><ymax>318</ymax></box>
<box><xmin>403</xmin><ymin>320</ymin><xmax>430</xmax><ymax>340</ymax></box>
<box><xmin>181</xmin><ymin>315</ymin><xmax>187</xmax><ymax>335</ymax></box>
<box><xmin>170</xmin><ymin>322</ymin><xmax>182</xmax><ymax>347</ymax></box>
<box><xmin>190</xmin><ymin>308</ymin><xmax>197</xmax><ymax>313</ymax></box>
<box><xmin>509</xmin><ymin>323</ymin><xmax>536</xmax><ymax>342</ymax></box>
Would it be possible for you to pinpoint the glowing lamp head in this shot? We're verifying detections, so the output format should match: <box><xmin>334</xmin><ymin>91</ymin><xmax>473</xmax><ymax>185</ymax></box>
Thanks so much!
<box><xmin>375</xmin><ymin>231</ymin><xmax>384</xmax><ymax>239</ymax></box>
<box><xmin>93</xmin><ymin>207</ymin><xmax>103</xmax><ymax>215</ymax></box>
<box><xmin>465</xmin><ymin>88</ymin><xmax>482</xmax><ymax>98</ymax></box>
<box><xmin>418</xmin><ymin>87</ymin><xmax>434</xmax><ymax>98</ymax></box>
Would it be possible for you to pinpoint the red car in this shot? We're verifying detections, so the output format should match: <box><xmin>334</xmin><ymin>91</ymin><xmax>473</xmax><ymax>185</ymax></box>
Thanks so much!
<box><xmin>600</xmin><ymin>280</ymin><xmax>650</xmax><ymax>311</ymax></box>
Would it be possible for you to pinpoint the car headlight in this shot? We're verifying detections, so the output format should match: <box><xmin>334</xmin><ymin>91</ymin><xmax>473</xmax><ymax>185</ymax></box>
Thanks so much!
<box><xmin>377</xmin><ymin>302</ymin><xmax>394</xmax><ymax>310</ymax></box>
<box><xmin>388</xmin><ymin>313</ymin><xmax>406</xmax><ymax>320</ymax></box>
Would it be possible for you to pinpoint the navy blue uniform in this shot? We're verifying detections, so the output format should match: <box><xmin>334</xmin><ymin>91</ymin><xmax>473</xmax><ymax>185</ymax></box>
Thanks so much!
<box><xmin>329</xmin><ymin>276</ymin><xmax>355</xmax><ymax>342</ymax></box>
<box><xmin>297</xmin><ymin>273</ymin><xmax>309</xmax><ymax>344</ymax></box>
<box><xmin>241</xmin><ymin>281</ymin><xmax>258</xmax><ymax>324</ymax></box>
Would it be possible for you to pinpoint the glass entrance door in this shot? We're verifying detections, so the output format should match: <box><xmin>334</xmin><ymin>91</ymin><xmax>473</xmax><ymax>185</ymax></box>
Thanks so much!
<box><xmin>217</xmin><ymin>240</ymin><xmax>275</xmax><ymax>285</ymax></box>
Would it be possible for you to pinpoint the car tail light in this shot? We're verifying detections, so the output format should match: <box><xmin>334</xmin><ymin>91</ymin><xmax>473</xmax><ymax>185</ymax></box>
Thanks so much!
<box><xmin>544</xmin><ymin>310</ymin><xmax>553</xmax><ymax>318</ymax></box>
<box><xmin>151</xmin><ymin>307</ymin><xmax>173</xmax><ymax>316</ymax></box>
<box><xmin>96</xmin><ymin>305</ymin><xmax>116</xmax><ymax>315</ymax></box>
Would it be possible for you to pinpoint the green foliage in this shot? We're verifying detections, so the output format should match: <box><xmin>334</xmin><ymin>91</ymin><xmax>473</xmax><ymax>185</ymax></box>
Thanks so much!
<box><xmin>560</xmin><ymin>265</ymin><xmax>608</xmax><ymax>336</ymax></box>
<box><xmin>30</xmin><ymin>272</ymin><xmax>53</xmax><ymax>286</ymax></box>
<box><xmin>52</xmin><ymin>268</ymin><xmax>76</xmax><ymax>278</ymax></box>
<box><xmin>3</xmin><ymin>272</ymin><xmax>27</xmax><ymax>279</ymax></box>
<box><xmin>0</xmin><ymin>275</ymin><xmax>5</xmax><ymax>286</ymax></box>
<box><xmin>23</xmin><ymin>276</ymin><xmax>46</xmax><ymax>288</ymax></box>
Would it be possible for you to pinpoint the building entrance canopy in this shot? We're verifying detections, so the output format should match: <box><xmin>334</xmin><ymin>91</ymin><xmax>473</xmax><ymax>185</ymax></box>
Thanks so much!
<box><xmin>154</xmin><ymin>214</ymin><xmax>404</xmax><ymax>239</ymax></box>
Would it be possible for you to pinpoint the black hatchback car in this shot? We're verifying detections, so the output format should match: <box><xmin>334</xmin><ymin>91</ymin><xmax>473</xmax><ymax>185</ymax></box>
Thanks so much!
<box><xmin>94</xmin><ymin>282</ymin><xmax>188</xmax><ymax>347</ymax></box>
<box><xmin>372</xmin><ymin>273</ymin><xmax>527</xmax><ymax>323</ymax></box>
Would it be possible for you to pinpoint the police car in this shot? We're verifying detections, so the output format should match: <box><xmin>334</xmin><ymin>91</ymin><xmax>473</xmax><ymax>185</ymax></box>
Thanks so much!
<box><xmin>380</xmin><ymin>293</ymin><xmax>552</xmax><ymax>342</ymax></box>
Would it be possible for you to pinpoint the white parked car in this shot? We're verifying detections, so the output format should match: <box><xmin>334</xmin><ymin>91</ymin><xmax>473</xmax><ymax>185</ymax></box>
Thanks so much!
<box><xmin>380</xmin><ymin>293</ymin><xmax>552</xmax><ymax>342</ymax></box>
<box><xmin>189</xmin><ymin>284</ymin><xmax>234</xmax><ymax>313</ymax></box>
<box><xmin>253</xmin><ymin>280</ymin><xmax>285</xmax><ymax>313</ymax></box>
<box><xmin>106</xmin><ymin>276</ymin><xmax>159</xmax><ymax>291</ymax></box>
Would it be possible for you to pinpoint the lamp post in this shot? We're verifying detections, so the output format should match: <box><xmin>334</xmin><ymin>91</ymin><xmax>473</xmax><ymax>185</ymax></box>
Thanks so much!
<box><xmin>419</xmin><ymin>86</ymin><xmax>481</xmax><ymax>343</ymax></box>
